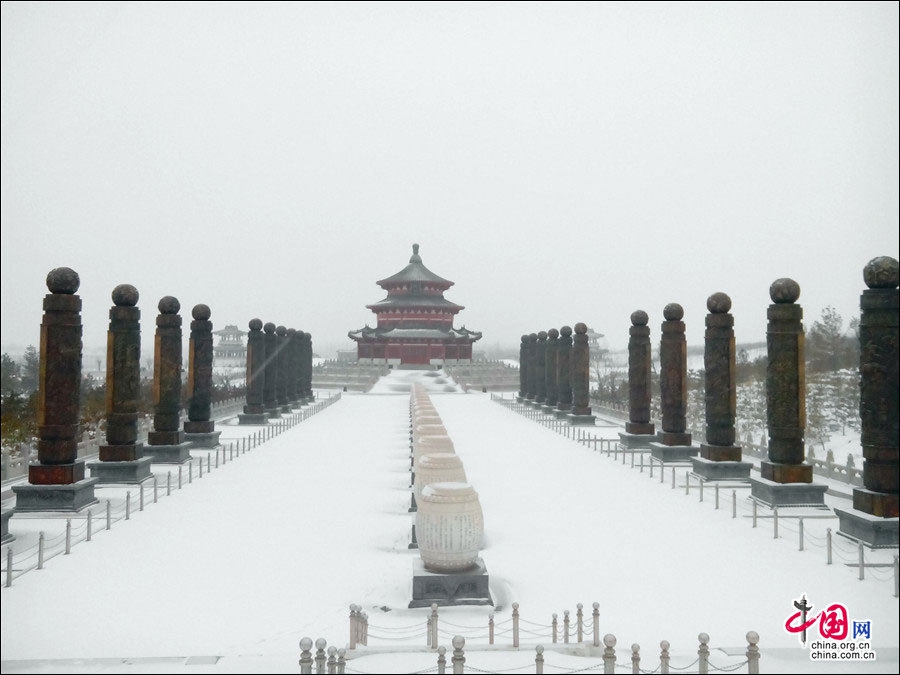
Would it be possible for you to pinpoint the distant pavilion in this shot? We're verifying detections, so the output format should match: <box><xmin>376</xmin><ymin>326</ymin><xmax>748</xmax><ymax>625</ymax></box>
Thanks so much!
<box><xmin>212</xmin><ymin>324</ymin><xmax>247</xmax><ymax>370</ymax></box>
<box><xmin>348</xmin><ymin>244</ymin><xmax>482</xmax><ymax>367</ymax></box>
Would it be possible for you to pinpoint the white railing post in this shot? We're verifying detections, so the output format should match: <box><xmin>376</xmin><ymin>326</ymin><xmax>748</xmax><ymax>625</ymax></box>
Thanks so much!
<box><xmin>552</xmin><ymin>613</ymin><xmax>558</xmax><ymax>643</ymax></box>
<box><xmin>859</xmin><ymin>541</ymin><xmax>865</xmax><ymax>581</ymax></box>
<box><xmin>431</xmin><ymin>603</ymin><xmax>439</xmax><ymax>649</ymax></box>
<box><xmin>348</xmin><ymin>604</ymin><xmax>357</xmax><ymax>649</ymax></box>
<box><xmin>746</xmin><ymin>631</ymin><xmax>760</xmax><ymax>675</ymax></box>
<box><xmin>337</xmin><ymin>648</ymin><xmax>346</xmax><ymax>675</ymax></box>
<box><xmin>774</xmin><ymin>507</ymin><xmax>779</xmax><ymax>538</ymax></box>
<box><xmin>37</xmin><ymin>532</ymin><xmax>44</xmax><ymax>569</ymax></box>
<box><xmin>512</xmin><ymin>602</ymin><xmax>520</xmax><ymax>647</ymax></box>
<box><xmin>5</xmin><ymin>547</ymin><xmax>12</xmax><ymax>587</ymax></box>
<box><xmin>178</xmin><ymin>465</ymin><xmax>183</xmax><ymax>489</ymax></box>
<box><xmin>166</xmin><ymin>471</ymin><xmax>171</xmax><ymax>496</ymax></box>
<box><xmin>106</xmin><ymin>499</ymin><xmax>111</xmax><ymax>530</ymax></box>
<box><xmin>660</xmin><ymin>640</ymin><xmax>670</xmax><ymax>675</ymax></box>
<box><xmin>698</xmin><ymin>632</ymin><xmax>709</xmax><ymax>675</ymax></box>
<box><xmin>732</xmin><ymin>490</ymin><xmax>736</xmax><ymax>519</ymax></box>
<box><xmin>752</xmin><ymin>499</ymin><xmax>757</xmax><ymax>528</ymax></box>
<box><xmin>327</xmin><ymin>646</ymin><xmax>336</xmax><ymax>674</ymax></box>
<box><xmin>563</xmin><ymin>609</ymin><xmax>570</xmax><ymax>643</ymax></box>
<box><xmin>489</xmin><ymin>613</ymin><xmax>494</xmax><ymax>645</ymax></box>
<box><xmin>298</xmin><ymin>637</ymin><xmax>313</xmax><ymax>674</ymax></box>
<box><xmin>593</xmin><ymin>602</ymin><xmax>600</xmax><ymax>647</ymax></box>
<box><xmin>685</xmin><ymin>471</ymin><xmax>690</xmax><ymax>495</ymax></box>
<box><xmin>451</xmin><ymin>636</ymin><xmax>465</xmax><ymax>675</ymax></box>
<box><xmin>577</xmin><ymin>602</ymin><xmax>584</xmax><ymax>642</ymax></box>
<box><xmin>631</xmin><ymin>643</ymin><xmax>641</xmax><ymax>674</ymax></box>
<box><xmin>535</xmin><ymin>645</ymin><xmax>545</xmax><ymax>674</ymax></box>
<box><xmin>140</xmin><ymin>484</ymin><xmax>144</xmax><ymax>510</ymax></box>
<box><xmin>437</xmin><ymin>646</ymin><xmax>446</xmax><ymax>674</ymax></box>
<box><xmin>603</xmin><ymin>634</ymin><xmax>616</xmax><ymax>674</ymax></box>
<box><xmin>126</xmin><ymin>492</ymin><xmax>131</xmax><ymax>520</ymax></box>
<box><xmin>314</xmin><ymin>638</ymin><xmax>327</xmax><ymax>674</ymax></box>
<box><xmin>799</xmin><ymin>517</ymin><xmax>804</xmax><ymax>551</ymax></box>
<box><xmin>87</xmin><ymin>509</ymin><xmax>93</xmax><ymax>541</ymax></box>
<box><xmin>65</xmin><ymin>519</ymin><xmax>71</xmax><ymax>554</ymax></box>
<box><xmin>714</xmin><ymin>483</ymin><xmax>719</xmax><ymax>510</ymax></box>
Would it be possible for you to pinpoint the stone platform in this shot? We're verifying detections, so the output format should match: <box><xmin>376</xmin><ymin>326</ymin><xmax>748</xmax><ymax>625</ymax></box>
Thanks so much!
<box><xmin>185</xmin><ymin>430</ymin><xmax>222</xmax><ymax>449</ymax></box>
<box><xmin>1</xmin><ymin>509</ymin><xmax>14</xmax><ymax>544</ymax></box>
<box><xmin>238</xmin><ymin>412</ymin><xmax>270</xmax><ymax>425</ymax></box>
<box><xmin>12</xmin><ymin>477</ymin><xmax>100</xmax><ymax>513</ymax></box>
<box><xmin>566</xmin><ymin>413</ymin><xmax>596</xmax><ymax>426</ymax></box>
<box><xmin>834</xmin><ymin>507</ymin><xmax>899</xmax><ymax>548</ymax></box>
<box><xmin>649</xmin><ymin>441</ymin><xmax>698</xmax><ymax>463</ymax></box>
<box><xmin>409</xmin><ymin>557</ymin><xmax>493</xmax><ymax>608</ymax></box>
<box><xmin>144</xmin><ymin>442</ymin><xmax>193</xmax><ymax>464</ymax></box>
<box><xmin>749</xmin><ymin>476</ymin><xmax>828</xmax><ymax>507</ymax></box>
<box><xmin>619</xmin><ymin>431</ymin><xmax>658</xmax><ymax>450</ymax></box>
<box><xmin>690</xmin><ymin>455</ymin><xmax>752</xmax><ymax>481</ymax></box>
<box><xmin>88</xmin><ymin>457</ymin><xmax>154</xmax><ymax>484</ymax></box>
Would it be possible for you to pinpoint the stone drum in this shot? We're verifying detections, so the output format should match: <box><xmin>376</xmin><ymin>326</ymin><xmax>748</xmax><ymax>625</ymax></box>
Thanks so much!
<box><xmin>416</xmin><ymin>482</ymin><xmax>484</xmax><ymax>573</ymax></box>
<box><xmin>415</xmin><ymin>453</ymin><xmax>467</xmax><ymax>501</ymax></box>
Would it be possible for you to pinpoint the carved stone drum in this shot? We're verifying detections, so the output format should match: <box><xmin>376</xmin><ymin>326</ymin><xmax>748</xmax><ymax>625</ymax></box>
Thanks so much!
<box><xmin>416</xmin><ymin>482</ymin><xmax>484</xmax><ymax>573</ymax></box>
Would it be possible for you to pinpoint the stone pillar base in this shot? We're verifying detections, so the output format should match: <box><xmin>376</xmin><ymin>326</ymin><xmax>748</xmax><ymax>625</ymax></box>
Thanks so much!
<box><xmin>626</xmin><ymin>422</ymin><xmax>655</xmax><ymax>435</ymax></box>
<box><xmin>659</xmin><ymin>431</ymin><xmax>692</xmax><ymax>446</ymax></box>
<box><xmin>185</xmin><ymin>431</ymin><xmax>222</xmax><ymax>449</ymax></box>
<box><xmin>1</xmin><ymin>509</ymin><xmax>14</xmax><ymax>544</ymax></box>
<box><xmin>541</xmin><ymin>404</ymin><xmax>557</xmax><ymax>415</ymax></box>
<box><xmin>760</xmin><ymin>461</ymin><xmax>813</xmax><ymax>483</ymax></box>
<box><xmin>749</xmin><ymin>476</ymin><xmax>827</xmax><ymax>507</ymax></box>
<box><xmin>12</xmin><ymin>478</ymin><xmax>99</xmax><ymax>513</ymax></box>
<box><xmin>87</xmin><ymin>457</ymin><xmax>153</xmax><ymax>484</ymax></box>
<box><xmin>144</xmin><ymin>442</ymin><xmax>193</xmax><ymax>464</ymax></box>
<box><xmin>265</xmin><ymin>409</ymin><xmax>282</xmax><ymax>419</ymax></box>
<box><xmin>292</xmin><ymin>400</ymin><xmax>309</xmax><ymax>409</ymax></box>
<box><xmin>700</xmin><ymin>444</ymin><xmax>743</xmax><ymax>462</ymax></box>
<box><xmin>649</xmin><ymin>441</ymin><xmax>698</xmax><ymax>462</ymax></box>
<box><xmin>184</xmin><ymin>420</ymin><xmax>215</xmax><ymax>434</ymax></box>
<box><xmin>279</xmin><ymin>404</ymin><xmax>293</xmax><ymax>413</ymax></box>
<box><xmin>834</xmin><ymin>507</ymin><xmax>899</xmax><ymax>548</ymax></box>
<box><xmin>553</xmin><ymin>405</ymin><xmax>572</xmax><ymax>418</ymax></box>
<box><xmin>690</xmin><ymin>456</ymin><xmax>752</xmax><ymax>481</ymax></box>
<box><xmin>619</xmin><ymin>431</ymin><xmax>658</xmax><ymax>450</ymax></box>
<box><xmin>567</xmin><ymin>413</ymin><xmax>596</xmax><ymax>426</ymax></box>
<box><xmin>28</xmin><ymin>460</ymin><xmax>86</xmax><ymax>484</ymax></box>
<box><xmin>238</xmin><ymin>413</ymin><xmax>270</xmax><ymax>425</ymax></box>
<box><xmin>409</xmin><ymin>557</ymin><xmax>493</xmax><ymax>608</ymax></box>
<box><xmin>852</xmin><ymin>488</ymin><xmax>899</xmax><ymax>519</ymax></box>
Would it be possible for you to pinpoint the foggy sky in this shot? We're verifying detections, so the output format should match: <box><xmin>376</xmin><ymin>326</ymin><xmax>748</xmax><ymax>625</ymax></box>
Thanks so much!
<box><xmin>2</xmin><ymin>1</ymin><xmax>898</xmax><ymax>359</ymax></box>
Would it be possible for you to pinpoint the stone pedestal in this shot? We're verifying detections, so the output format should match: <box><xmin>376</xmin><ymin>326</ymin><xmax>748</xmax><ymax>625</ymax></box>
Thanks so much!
<box><xmin>834</xmin><ymin>508</ymin><xmax>899</xmax><ymax>548</ymax></box>
<box><xmin>749</xmin><ymin>476</ymin><xmax>828</xmax><ymax>507</ymax></box>
<box><xmin>409</xmin><ymin>557</ymin><xmax>493</xmax><ymax>608</ymax></box>
<box><xmin>184</xmin><ymin>428</ymin><xmax>222</xmax><ymax>449</ymax></box>
<box><xmin>690</xmin><ymin>454</ymin><xmax>752</xmax><ymax>481</ymax></box>
<box><xmin>2</xmin><ymin>509</ymin><xmax>15</xmax><ymax>544</ymax></box>
<box><xmin>87</xmin><ymin>457</ymin><xmax>153</xmax><ymax>484</ymax></box>
<box><xmin>649</xmin><ymin>441</ymin><xmax>698</xmax><ymax>463</ymax></box>
<box><xmin>619</xmin><ymin>431</ymin><xmax>657</xmax><ymax>450</ymax></box>
<box><xmin>144</xmin><ymin>441</ymin><xmax>193</xmax><ymax>464</ymax></box>
<box><xmin>13</xmin><ymin>476</ymin><xmax>99</xmax><ymax>513</ymax></box>
<box><xmin>567</xmin><ymin>413</ymin><xmax>596</xmax><ymax>426</ymax></box>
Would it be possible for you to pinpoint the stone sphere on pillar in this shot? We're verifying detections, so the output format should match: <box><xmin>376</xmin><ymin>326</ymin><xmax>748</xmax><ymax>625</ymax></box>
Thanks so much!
<box><xmin>158</xmin><ymin>296</ymin><xmax>180</xmax><ymax>314</ymax></box>
<box><xmin>769</xmin><ymin>278</ymin><xmax>800</xmax><ymax>303</ymax></box>
<box><xmin>863</xmin><ymin>256</ymin><xmax>899</xmax><ymax>288</ymax></box>
<box><xmin>46</xmin><ymin>267</ymin><xmax>80</xmax><ymax>294</ymax></box>
<box><xmin>249</xmin><ymin>318</ymin><xmax>263</xmax><ymax>331</ymax></box>
<box><xmin>112</xmin><ymin>284</ymin><xmax>139</xmax><ymax>307</ymax></box>
<box><xmin>631</xmin><ymin>310</ymin><xmax>648</xmax><ymax>326</ymax></box>
<box><xmin>192</xmin><ymin>304</ymin><xmax>211</xmax><ymax>321</ymax></box>
<box><xmin>663</xmin><ymin>303</ymin><xmax>683</xmax><ymax>321</ymax></box>
<box><xmin>706</xmin><ymin>292</ymin><xmax>731</xmax><ymax>314</ymax></box>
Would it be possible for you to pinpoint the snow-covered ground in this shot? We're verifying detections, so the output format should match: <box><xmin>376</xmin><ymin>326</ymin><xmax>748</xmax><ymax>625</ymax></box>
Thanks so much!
<box><xmin>1</xmin><ymin>370</ymin><xmax>897</xmax><ymax>674</ymax></box>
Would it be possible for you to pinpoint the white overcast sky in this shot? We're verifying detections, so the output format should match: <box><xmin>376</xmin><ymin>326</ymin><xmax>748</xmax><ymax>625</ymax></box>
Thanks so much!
<box><xmin>2</xmin><ymin>1</ymin><xmax>898</xmax><ymax>357</ymax></box>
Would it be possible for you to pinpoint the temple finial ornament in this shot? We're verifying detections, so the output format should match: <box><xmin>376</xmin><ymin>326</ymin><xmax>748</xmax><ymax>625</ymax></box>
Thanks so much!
<box><xmin>410</xmin><ymin>243</ymin><xmax>421</xmax><ymax>262</ymax></box>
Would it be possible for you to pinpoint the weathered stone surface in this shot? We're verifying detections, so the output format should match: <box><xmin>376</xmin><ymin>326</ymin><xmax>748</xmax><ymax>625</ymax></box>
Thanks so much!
<box><xmin>545</xmin><ymin>328</ymin><xmax>559</xmax><ymax>407</ymax></box>
<box><xmin>525</xmin><ymin>333</ymin><xmax>538</xmax><ymax>400</ymax></box>
<box><xmin>627</xmin><ymin>310</ymin><xmax>654</xmax><ymax>432</ymax></box>
<box><xmin>151</xmin><ymin>296</ymin><xmax>185</xmax><ymax>444</ymax></box>
<box><xmin>518</xmin><ymin>334</ymin><xmax>528</xmax><ymax>400</ymax></box>
<box><xmin>263</xmin><ymin>322</ymin><xmax>279</xmax><ymax>416</ymax></box>
<box><xmin>185</xmin><ymin>303</ymin><xmax>214</xmax><ymax>427</ymax></box>
<box><xmin>571</xmin><ymin>323</ymin><xmax>592</xmax><ymax>416</ymax></box>
<box><xmin>658</xmin><ymin>303</ymin><xmax>689</xmax><ymax>443</ymax></box>
<box><xmin>534</xmin><ymin>331</ymin><xmax>548</xmax><ymax>404</ymax></box>
<box><xmin>556</xmin><ymin>326</ymin><xmax>573</xmax><ymax>412</ymax></box>
<box><xmin>241</xmin><ymin>318</ymin><xmax>266</xmax><ymax>419</ymax></box>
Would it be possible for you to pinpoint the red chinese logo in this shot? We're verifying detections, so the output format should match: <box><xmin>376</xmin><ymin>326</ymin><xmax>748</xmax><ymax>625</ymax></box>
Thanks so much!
<box><xmin>785</xmin><ymin>600</ymin><xmax>848</xmax><ymax>641</ymax></box>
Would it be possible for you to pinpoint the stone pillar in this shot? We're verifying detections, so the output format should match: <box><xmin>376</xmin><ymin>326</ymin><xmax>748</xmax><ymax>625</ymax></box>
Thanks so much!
<box><xmin>87</xmin><ymin>284</ymin><xmax>153</xmax><ymax>483</ymax></box>
<box><xmin>649</xmin><ymin>304</ymin><xmax>697</xmax><ymax>462</ymax></box>
<box><xmin>750</xmin><ymin>279</ymin><xmax>826</xmax><ymax>506</ymax></box>
<box><xmin>13</xmin><ymin>268</ymin><xmax>99</xmax><ymax>512</ymax></box>
<box><xmin>619</xmin><ymin>311</ymin><xmax>656</xmax><ymax>450</ymax></box>
<box><xmin>567</xmin><ymin>323</ymin><xmax>595</xmax><ymax>425</ymax></box>
<box><xmin>263</xmin><ymin>322</ymin><xmax>281</xmax><ymax>418</ymax></box>
<box><xmin>285</xmin><ymin>328</ymin><xmax>299</xmax><ymax>406</ymax></box>
<box><xmin>534</xmin><ymin>331</ymin><xmax>548</xmax><ymax>405</ymax></box>
<box><xmin>525</xmin><ymin>333</ymin><xmax>538</xmax><ymax>401</ymax></box>
<box><xmin>276</xmin><ymin>325</ymin><xmax>292</xmax><ymax>412</ymax></box>
<box><xmin>836</xmin><ymin>256</ymin><xmax>899</xmax><ymax>545</ymax></box>
<box><xmin>555</xmin><ymin>325</ymin><xmax>573</xmax><ymax>417</ymax></box>
<box><xmin>290</xmin><ymin>329</ymin><xmax>304</xmax><ymax>406</ymax></box>
<box><xmin>301</xmin><ymin>331</ymin><xmax>314</xmax><ymax>401</ymax></box>
<box><xmin>691</xmin><ymin>293</ymin><xmax>751</xmax><ymax>480</ymax></box>
<box><xmin>517</xmin><ymin>335</ymin><xmax>528</xmax><ymax>402</ymax></box>
<box><xmin>183</xmin><ymin>304</ymin><xmax>221</xmax><ymax>448</ymax></box>
<box><xmin>543</xmin><ymin>328</ymin><xmax>559</xmax><ymax>411</ymax></box>
<box><xmin>145</xmin><ymin>296</ymin><xmax>192</xmax><ymax>464</ymax></box>
<box><xmin>239</xmin><ymin>319</ymin><xmax>268</xmax><ymax>424</ymax></box>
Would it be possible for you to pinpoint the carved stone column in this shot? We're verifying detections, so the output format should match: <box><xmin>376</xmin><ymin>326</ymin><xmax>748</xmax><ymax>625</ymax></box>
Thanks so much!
<box><xmin>517</xmin><ymin>334</ymin><xmax>528</xmax><ymax>402</ymax></box>
<box><xmin>567</xmin><ymin>323</ymin><xmax>595</xmax><ymax>425</ymax></box>
<box><xmin>275</xmin><ymin>325</ymin><xmax>292</xmax><ymax>412</ymax></box>
<box><xmin>145</xmin><ymin>296</ymin><xmax>192</xmax><ymax>464</ymax></box>
<box><xmin>619</xmin><ymin>310</ymin><xmax>656</xmax><ymax>450</ymax></box>
<box><xmin>649</xmin><ymin>304</ymin><xmax>697</xmax><ymax>462</ymax></box>
<box><xmin>555</xmin><ymin>326</ymin><xmax>573</xmax><ymax>418</ymax></box>
<box><xmin>183</xmin><ymin>304</ymin><xmax>221</xmax><ymax>448</ymax></box>
<box><xmin>13</xmin><ymin>268</ymin><xmax>99</xmax><ymax>512</ymax></box>
<box><xmin>525</xmin><ymin>333</ymin><xmax>538</xmax><ymax>401</ymax></box>
<box><xmin>750</xmin><ymin>279</ymin><xmax>826</xmax><ymax>506</ymax></box>
<box><xmin>239</xmin><ymin>318</ymin><xmax>269</xmax><ymax>424</ymax></box>
<box><xmin>88</xmin><ymin>284</ymin><xmax>153</xmax><ymax>483</ymax></box>
<box><xmin>691</xmin><ymin>293</ymin><xmax>751</xmax><ymax>480</ymax></box>
<box><xmin>286</xmin><ymin>328</ymin><xmax>300</xmax><ymax>406</ymax></box>
<box><xmin>534</xmin><ymin>331</ymin><xmax>548</xmax><ymax>405</ymax></box>
<box><xmin>301</xmin><ymin>331</ymin><xmax>314</xmax><ymax>401</ymax></box>
<box><xmin>544</xmin><ymin>328</ymin><xmax>560</xmax><ymax>411</ymax></box>
<box><xmin>263</xmin><ymin>322</ymin><xmax>280</xmax><ymax>418</ymax></box>
<box><xmin>836</xmin><ymin>256</ymin><xmax>899</xmax><ymax>545</ymax></box>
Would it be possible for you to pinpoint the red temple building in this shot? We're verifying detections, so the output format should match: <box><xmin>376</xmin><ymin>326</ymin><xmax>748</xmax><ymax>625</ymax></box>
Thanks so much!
<box><xmin>348</xmin><ymin>244</ymin><xmax>482</xmax><ymax>367</ymax></box>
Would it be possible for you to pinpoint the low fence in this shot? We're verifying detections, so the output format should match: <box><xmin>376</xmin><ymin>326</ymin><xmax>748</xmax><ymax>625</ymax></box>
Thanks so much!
<box><xmin>493</xmin><ymin>395</ymin><xmax>899</xmax><ymax>596</ymax></box>
<box><xmin>443</xmin><ymin>362</ymin><xmax>520</xmax><ymax>393</ymax></box>
<box><xmin>1</xmin><ymin>392</ymin><xmax>342</xmax><ymax>587</ymax></box>
<box><xmin>295</xmin><ymin>603</ymin><xmax>760</xmax><ymax>674</ymax></box>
